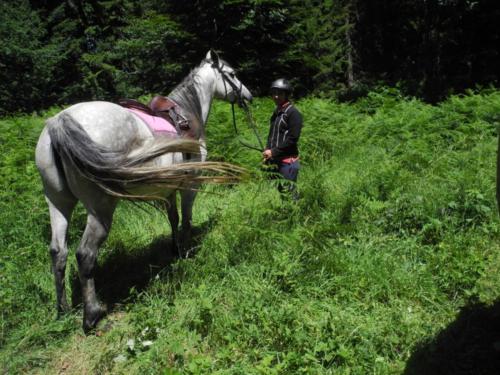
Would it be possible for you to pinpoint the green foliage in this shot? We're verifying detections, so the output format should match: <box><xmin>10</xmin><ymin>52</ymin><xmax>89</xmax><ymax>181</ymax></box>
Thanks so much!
<box><xmin>109</xmin><ymin>13</ymin><xmax>193</xmax><ymax>97</ymax></box>
<box><xmin>286</xmin><ymin>0</ymin><xmax>351</xmax><ymax>95</ymax></box>
<box><xmin>1</xmin><ymin>91</ymin><xmax>500</xmax><ymax>373</ymax></box>
<box><xmin>0</xmin><ymin>2</ymin><xmax>64</xmax><ymax>114</ymax></box>
<box><xmin>165</xmin><ymin>0</ymin><xmax>291</xmax><ymax>94</ymax></box>
<box><xmin>2</xmin><ymin>1</ymin><xmax>500</xmax><ymax>113</ymax></box>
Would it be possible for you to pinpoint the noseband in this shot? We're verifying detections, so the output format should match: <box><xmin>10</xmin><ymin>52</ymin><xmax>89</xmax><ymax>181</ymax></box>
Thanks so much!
<box><xmin>213</xmin><ymin>62</ymin><xmax>247</xmax><ymax>107</ymax></box>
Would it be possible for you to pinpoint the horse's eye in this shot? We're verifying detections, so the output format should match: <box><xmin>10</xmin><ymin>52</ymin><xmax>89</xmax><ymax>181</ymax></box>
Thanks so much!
<box><xmin>229</xmin><ymin>72</ymin><xmax>236</xmax><ymax>78</ymax></box>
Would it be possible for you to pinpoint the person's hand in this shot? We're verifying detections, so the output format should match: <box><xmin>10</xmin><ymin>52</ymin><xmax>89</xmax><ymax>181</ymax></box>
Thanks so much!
<box><xmin>262</xmin><ymin>149</ymin><xmax>272</xmax><ymax>160</ymax></box>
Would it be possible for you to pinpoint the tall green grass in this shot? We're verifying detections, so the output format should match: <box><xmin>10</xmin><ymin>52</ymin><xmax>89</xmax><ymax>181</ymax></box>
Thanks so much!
<box><xmin>1</xmin><ymin>89</ymin><xmax>500</xmax><ymax>373</ymax></box>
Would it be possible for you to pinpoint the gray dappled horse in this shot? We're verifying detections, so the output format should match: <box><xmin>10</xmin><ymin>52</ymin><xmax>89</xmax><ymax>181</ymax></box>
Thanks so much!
<box><xmin>35</xmin><ymin>51</ymin><xmax>252</xmax><ymax>332</ymax></box>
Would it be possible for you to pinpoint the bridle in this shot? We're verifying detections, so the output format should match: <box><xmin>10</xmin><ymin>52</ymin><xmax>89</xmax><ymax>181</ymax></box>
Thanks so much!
<box><xmin>212</xmin><ymin>60</ymin><xmax>264</xmax><ymax>152</ymax></box>
<box><xmin>212</xmin><ymin>60</ymin><xmax>247</xmax><ymax>107</ymax></box>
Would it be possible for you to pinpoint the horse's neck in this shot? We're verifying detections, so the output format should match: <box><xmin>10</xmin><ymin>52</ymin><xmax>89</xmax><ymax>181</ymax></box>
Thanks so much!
<box><xmin>196</xmin><ymin>86</ymin><xmax>213</xmax><ymax>126</ymax></box>
<box><xmin>193</xmin><ymin>66</ymin><xmax>216</xmax><ymax>125</ymax></box>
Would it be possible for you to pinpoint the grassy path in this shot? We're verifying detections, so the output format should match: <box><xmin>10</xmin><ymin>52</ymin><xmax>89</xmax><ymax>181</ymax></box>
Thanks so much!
<box><xmin>1</xmin><ymin>90</ymin><xmax>500</xmax><ymax>374</ymax></box>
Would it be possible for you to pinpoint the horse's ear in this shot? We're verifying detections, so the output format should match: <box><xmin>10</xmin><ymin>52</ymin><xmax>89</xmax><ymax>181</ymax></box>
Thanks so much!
<box><xmin>207</xmin><ymin>49</ymin><xmax>220</xmax><ymax>67</ymax></box>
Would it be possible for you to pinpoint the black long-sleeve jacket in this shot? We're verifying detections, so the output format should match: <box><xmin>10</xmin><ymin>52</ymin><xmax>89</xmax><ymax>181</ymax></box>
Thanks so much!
<box><xmin>266</xmin><ymin>103</ymin><xmax>303</xmax><ymax>161</ymax></box>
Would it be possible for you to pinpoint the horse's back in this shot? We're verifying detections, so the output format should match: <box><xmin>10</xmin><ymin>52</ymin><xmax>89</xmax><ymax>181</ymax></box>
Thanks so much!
<box><xmin>62</xmin><ymin>101</ymin><xmax>152</xmax><ymax>150</ymax></box>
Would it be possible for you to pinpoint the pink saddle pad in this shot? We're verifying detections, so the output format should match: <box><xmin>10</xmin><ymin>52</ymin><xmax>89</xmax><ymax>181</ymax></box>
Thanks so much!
<box><xmin>127</xmin><ymin>108</ymin><xmax>177</xmax><ymax>135</ymax></box>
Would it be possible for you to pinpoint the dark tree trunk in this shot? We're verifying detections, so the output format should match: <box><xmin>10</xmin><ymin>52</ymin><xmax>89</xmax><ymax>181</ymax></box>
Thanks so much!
<box><xmin>344</xmin><ymin>0</ymin><xmax>357</xmax><ymax>89</ymax></box>
<box><xmin>345</xmin><ymin>15</ymin><xmax>354</xmax><ymax>89</ymax></box>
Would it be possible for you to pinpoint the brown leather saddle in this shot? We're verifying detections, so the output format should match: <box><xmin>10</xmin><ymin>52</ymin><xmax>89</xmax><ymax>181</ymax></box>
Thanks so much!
<box><xmin>119</xmin><ymin>96</ymin><xmax>190</xmax><ymax>136</ymax></box>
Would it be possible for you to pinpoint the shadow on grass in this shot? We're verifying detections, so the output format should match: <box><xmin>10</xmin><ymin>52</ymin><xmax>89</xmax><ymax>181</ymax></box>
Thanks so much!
<box><xmin>404</xmin><ymin>300</ymin><xmax>500</xmax><ymax>375</ymax></box>
<box><xmin>70</xmin><ymin>221</ymin><xmax>211</xmax><ymax>309</ymax></box>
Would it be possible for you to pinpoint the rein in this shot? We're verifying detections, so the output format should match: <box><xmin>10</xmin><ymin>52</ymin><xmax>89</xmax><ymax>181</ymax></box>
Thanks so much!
<box><xmin>231</xmin><ymin>102</ymin><xmax>264</xmax><ymax>152</ymax></box>
<box><xmin>214</xmin><ymin>61</ymin><xmax>264</xmax><ymax>152</ymax></box>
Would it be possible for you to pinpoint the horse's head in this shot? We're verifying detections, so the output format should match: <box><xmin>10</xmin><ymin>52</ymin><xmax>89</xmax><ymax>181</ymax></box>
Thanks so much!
<box><xmin>205</xmin><ymin>50</ymin><xmax>253</xmax><ymax>106</ymax></box>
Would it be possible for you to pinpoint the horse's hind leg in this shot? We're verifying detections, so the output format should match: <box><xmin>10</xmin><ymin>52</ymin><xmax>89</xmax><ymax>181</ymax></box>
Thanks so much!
<box><xmin>47</xmin><ymin>196</ymin><xmax>77</xmax><ymax>315</ymax></box>
<box><xmin>36</xmin><ymin>127</ymin><xmax>77</xmax><ymax>316</ymax></box>
<box><xmin>76</xmin><ymin>201</ymin><xmax>116</xmax><ymax>333</ymax></box>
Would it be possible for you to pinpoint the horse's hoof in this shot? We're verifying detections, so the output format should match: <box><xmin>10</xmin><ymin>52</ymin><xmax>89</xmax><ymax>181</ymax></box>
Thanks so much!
<box><xmin>83</xmin><ymin>304</ymin><xmax>107</xmax><ymax>334</ymax></box>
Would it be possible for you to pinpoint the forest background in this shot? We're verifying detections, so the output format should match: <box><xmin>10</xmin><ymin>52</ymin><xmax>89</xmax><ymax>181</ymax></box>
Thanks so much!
<box><xmin>1</xmin><ymin>0</ymin><xmax>500</xmax><ymax>115</ymax></box>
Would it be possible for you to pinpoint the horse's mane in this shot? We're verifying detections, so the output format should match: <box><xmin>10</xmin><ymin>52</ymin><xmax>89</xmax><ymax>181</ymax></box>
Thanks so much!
<box><xmin>168</xmin><ymin>62</ymin><xmax>206</xmax><ymax>129</ymax></box>
<box><xmin>168</xmin><ymin>58</ymin><xmax>232</xmax><ymax>130</ymax></box>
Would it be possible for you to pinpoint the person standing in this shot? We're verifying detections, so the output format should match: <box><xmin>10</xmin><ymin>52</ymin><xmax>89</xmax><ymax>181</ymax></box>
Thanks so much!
<box><xmin>263</xmin><ymin>78</ymin><xmax>303</xmax><ymax>199</ymax></box>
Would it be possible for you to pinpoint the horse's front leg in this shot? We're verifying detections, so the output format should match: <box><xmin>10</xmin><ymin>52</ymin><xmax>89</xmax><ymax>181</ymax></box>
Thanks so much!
<box><xmin>179</xmin><ymin>142</ymin><xmax>205</xmax><ymax>248</ymax></box>
<box><xmin>76</xmin><ymin>207</ymin><xmax>115</xmax><ymax>333</ymax></box>
<box><xmin>180</xmin><ymin>189</ymin><xmax>196</xmax><ymax>243</ymax></box>
<box><xmin>165</xmin><ymin>193</ymin><xmax>180</xmax><ymax>257</ymax></box>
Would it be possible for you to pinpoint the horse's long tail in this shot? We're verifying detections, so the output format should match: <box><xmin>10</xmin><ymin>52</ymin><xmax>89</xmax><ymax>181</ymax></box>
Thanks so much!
<box><xmin>47</xmin><ymin>112</ymin><xmax>245</xmax><ymax>200</ymax></box>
